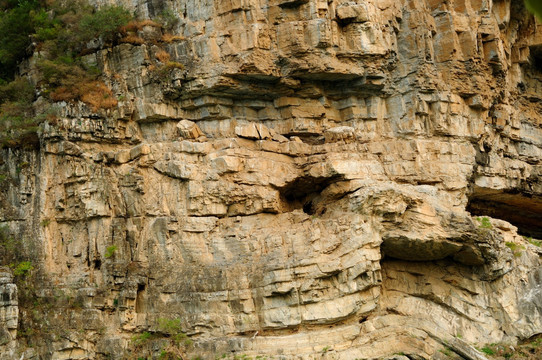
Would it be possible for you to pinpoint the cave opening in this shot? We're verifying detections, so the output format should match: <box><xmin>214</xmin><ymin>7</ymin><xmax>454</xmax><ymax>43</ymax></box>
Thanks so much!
<box><xmin>93</xmin><ymin>258</ymin><xmax>102</xmax><ymax>270</ymax></box>
<box><xmin>467</xmin><ymin>187</ymin><xmax>542</xmax><ymax>238</ymax></box>
<box><xmin>278</xmin><ymin>0</ymin><xmax>309</xmax><ymax>9</ymax></box>
<box><xmin>136</xmin><ymin>283</ymin><xmax>146</xmax><ymax>313</ymax></box>
<box><xmin>279</xmin><ymin>175</ymin><xmax>341</xmax><ymax>215</ymax></box>
<box><xmin>530</xmin><ymin>45</ymin><xmax>542</xmax><ymax>73</ymax></box>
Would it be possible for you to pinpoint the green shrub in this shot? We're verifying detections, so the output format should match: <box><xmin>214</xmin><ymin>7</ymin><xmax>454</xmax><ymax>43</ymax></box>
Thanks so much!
<box><xmin>0</xmin><ymin>0</ymin><xmax>41</xmax><ymax>80</ymax></box>
<box><xmin>524</xmin><ymin>236</ymin><xmax>541</xmax><ymax>247</ymax></box>
<box><xmin>13</xmin><ymin>261</ymin><xmax>33</xmax><ymax>277</ymax></box>
<box><xmin>505</xmin><ymin>242</ymin><xmax>525</xmax><ymax>257</ymax></box>
<box><xmin>0</xmin><ymin>77</ymin><xmax>35</xmax><ymax>104</ymax></box>
<box><xmin>475</xmin><ymin>217</ymin><xmax>492</xmax><ymax>229</ymax></box>
<box><xmin>78</xmin><ymin>5</ymin><xmax>132</xmax><ymax>44</ymax></box>
<box><xmin>104</xmin><ymin>245</ymin><xmax>118</xmax><ymax>258</ymax></box>
<box><xmin>157</xmin><ymin>317</ymin><xmax>191</xmax><ymax>345</ymax></box>
<box><xmin>158</xmin><ymin>318</ymin><xmax>182</xmax><ymax>334</ymax></box>
<box><xmin>0</xmin><ymin>77</ymin><xmax>36</xmax><ymax>145</ymax></box>
<box><xmin>0</xmin><ymin>1</ymin><xmax>133</xmax><ymax>148</ymax></box>
<box><xmin>32</xmin><ymin>7</ymin><xmax>63</xmax><ymax>42</ymax></box>
<box><xmin>155</xmin><ymin>9</ymin><xmax>179</xmax><ymax>31</ymax></box>
<box><xmin>481</xmin><ymin>346</ymin><xmax>496</xmax><ymax>355</ymax></box>
<box><xmin>132</xmin><ymin>331</ymin><xmax>153</xmax><ymax>346</ymax></box>
<box><xmin>0</xmin><ymin>225</ymin><xmax>28</xmax><ymax>267</ymax></box>
<box><xmin>439</xmin><ymin>348</ymin><xmax>452</xmax><ymax>357</ymax></box>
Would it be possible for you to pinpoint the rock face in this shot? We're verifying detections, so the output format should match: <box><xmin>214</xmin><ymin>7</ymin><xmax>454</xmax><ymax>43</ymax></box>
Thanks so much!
<box><xmin>1</xmin><ymin>0</ymin><xmax>542</xmax><ymax>359</ymax></box>
<box><xmin>0</xmin><ymin>268</ymin><xmax>17</xmax><ymax>357</ymax></box>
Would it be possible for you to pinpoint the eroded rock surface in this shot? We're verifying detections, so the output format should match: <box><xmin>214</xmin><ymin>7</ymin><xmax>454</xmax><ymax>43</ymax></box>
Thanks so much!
<box><xmin>1</xmin><ymin>0</ymin><xmax>542</xmax><ymax>359</ymax></box>
<box><xmin>0</xmin><ymin>268</ymin><xmax>17</xmax><ymax>359</ymax></box>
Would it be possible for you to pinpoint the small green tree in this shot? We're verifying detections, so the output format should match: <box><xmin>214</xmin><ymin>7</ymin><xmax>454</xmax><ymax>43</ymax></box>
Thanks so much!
<box><xmin>13</xmin><ymin>261</ymin><xmax>33</xmax><ymax>277</ymax></box>
<box><xmin>78</xmin><ymin>5</ymin><xmax>132</xmax><ymax>44</ymax></box>
<box><xmin>0</xmin><ymin>0</ymin><xmax>41</xmax><ymax>80</ymax></box>
<box><xmin>104</xmin><ymin>245</ymin><xmax>118</xmax><ymax>258</ymax></box>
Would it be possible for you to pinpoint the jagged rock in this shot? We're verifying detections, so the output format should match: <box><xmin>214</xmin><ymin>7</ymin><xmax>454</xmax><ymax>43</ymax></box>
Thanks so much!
<box><xmin>0</xmin><ymin>267</ymin><xmax>17</xmax><ymax>356</ymax></box>
<box><xmin>336</xmin><ymin>3</ymin><xmax>371</xmax><ymax>23</ymax></box>
<box><xmin>177</xmin><ymin>120</ymin><xmax>204</xmax><ymax>139</ymax></box>
<box><xmin>324</xmin><ymin>126</ymin><xmax>356</xmax><ymax>143</ymax></box>
<box><xmin>447</xmin><ymin>338</ymin><xmax>489</xmax><ymax>360</ymax></box>
<box><xmin>129</xmin><ymin>144</ymin><xmax>151</xmax><ymax>160</ymax></box>
<box><xmin>272</xmin><ymin>133</ymin><xmax>289</xmax><ymax>143</ymax></box>
<box><xmin>235</xmin><ymin>123</ymin><xmax>260</xmax><ymax>139</ymax></box>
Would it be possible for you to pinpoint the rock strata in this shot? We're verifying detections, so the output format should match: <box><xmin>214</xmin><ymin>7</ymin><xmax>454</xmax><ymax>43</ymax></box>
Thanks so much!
<box><xmin>1</xmin><ymin>0</ymin><xmax>542</xmax><ymax>359</ymax></box>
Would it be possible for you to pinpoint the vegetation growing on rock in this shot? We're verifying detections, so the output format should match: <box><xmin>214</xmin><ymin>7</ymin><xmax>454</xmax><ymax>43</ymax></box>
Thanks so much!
<box><xmin>0</xmin><ymin>0</ymin><xmax>541</xmax><ymax>359</ymax></box>
<box><xmin>0</xmin><ymin>0</ymin><xmax>133</xmax><ymax>148</ymax></box>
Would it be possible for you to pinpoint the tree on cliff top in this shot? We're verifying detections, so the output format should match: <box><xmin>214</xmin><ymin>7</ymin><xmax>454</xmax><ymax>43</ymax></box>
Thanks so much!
<box><xmin>0</xmin><ymin>0</ymin><xmax>42</xmax><ymax>81</ymax></box>
<box><xmin>0</xmin><ymin>0</ymin><xmax>132</xmax><ymax>82</ymax></box>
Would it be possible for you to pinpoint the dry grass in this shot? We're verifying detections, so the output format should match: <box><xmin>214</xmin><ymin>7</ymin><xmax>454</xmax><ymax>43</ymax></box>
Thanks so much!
<box><xmin>150</xmin><ymin>61</ymin><xmax>184</xmax><ymax>80</ymax></box>
<box><xmin>50</xmin><ymin>87</ymin><xmax>76</xmax><ymax>102</ymax></box>
<box><xmin>155</xmin><ymin>50</ymin><xmax>171</xmax><ymax>63</ymax></box>
<box><xmin>120</xmin><ymin>34</ymin><xmax>145</xmax><ymax>45</ymax></box>
<box><xmin>46</xmin><ymin>112</ymin><xmax>59</xmax><ymax>126</ymax></box>
<box><xmin>165</xmin><ymin>61</ymin><xmax>184</xmax><ymax>70</ymax></box>
<box><xmin>121</xmin><ymin>19</ymin><xmax>162</xmax><ymax>33</ymax></box>
<box><xmin>80</xmin><ymin>82</ymin><xmax>118</xmax><ymax>111</ymax></box>
<box><xmin>50</xmin><ymin>81</ymin><xmax>117</xmax><ymax>112</ymax></box>
<box><xmin>161</xmin><ymin>33</ymin><xmax>185</xmax><ymax>43</ymax></box>
<box><xmin>140</xmin><ymin>19</ymin><xmax>162</xmax><ymax>28</ymax></box>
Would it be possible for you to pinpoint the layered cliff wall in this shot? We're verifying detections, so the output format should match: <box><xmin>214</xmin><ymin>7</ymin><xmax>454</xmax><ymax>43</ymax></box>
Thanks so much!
<box><xmin>1</xmin><ymin>0</ymin><xmax>542</xmax><ymax>359</ymax></box>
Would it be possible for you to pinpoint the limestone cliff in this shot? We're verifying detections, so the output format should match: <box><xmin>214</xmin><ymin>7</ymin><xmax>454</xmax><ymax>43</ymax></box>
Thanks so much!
<box><xmin>1</xmin><ymin>0</ymin><xmax>542</xmax><ymax>359</ymax></box>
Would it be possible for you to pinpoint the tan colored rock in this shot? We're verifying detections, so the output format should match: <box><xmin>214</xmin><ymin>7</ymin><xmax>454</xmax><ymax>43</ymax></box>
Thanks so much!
<box><xmin>129</xmin><ymin>144</ymin><xmax>151</xmax><ymax>160</ymax></box>
<box><xmin>0</xmin><ymin>267</ymin><xmax>17</xmax><ymax>358</ymax></box>
<box><xmin>235</xmin><ymin>123</ymin><xmax>260</xmax><ymax>139</ymax></box>
<box><xmin>177</xmin><ymin>120</ymin><xmax>204</xmax><ymax>139</ymax></box>
<box><xmin>115</xmin><ymin>150</ymin><xmax>131</xmax><ymax>164</ymax></box>
<box><xmin>272</xmin><ymin>133</ymin><xmax>289</xmax><ymax>143</ymax></box>
<box><xmin>324</xmin><ymin>126</ymin><xmax>356</xmax><ymax>143</ymax></box>
<box><xmin>1</xmin><ymin>0</ymin><xmax>542</xmax><ymax>359</ymax></box>
<box><xmin>336</xmin><ymin>3</ymin><xmax>371</xmax><ymax>23</ymax></box>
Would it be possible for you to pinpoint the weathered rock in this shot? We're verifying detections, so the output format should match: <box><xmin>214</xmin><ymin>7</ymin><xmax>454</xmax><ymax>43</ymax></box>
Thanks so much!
<box><xmin>336</xmin><ymin>3</ymin><xmax>371</xmax><ymax>23</ymax></box>
<box><xmin>0</xmin><ymin>0</ymin><xmax>542</xmax><ymax>359</ymax></box>
<box><xmin>235</xmin><ymin>123</ymin><xmax>260</xmax><ymax>140</ymax></box>
<box><xmin>324</xmin><ymin>126</ymin><xmax>356</xmax><ymax>143</ymax></box>
<box><xmin>0</xmin><ymin>268</ymin><xmax>17</xmax><ymax>358</ymax></box>
<box><xmin>177</xmin><ymin>120</ymin><xmax>204</xmax><ymax>139</ymax></box>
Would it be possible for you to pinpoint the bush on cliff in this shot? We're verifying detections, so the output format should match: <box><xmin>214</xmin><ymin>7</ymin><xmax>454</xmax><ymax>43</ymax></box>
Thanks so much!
<box><xmin>79</xmin><ymin>4</ymin><xmax>132</xmax><ymax>45</ymax></box>
<box><xmin>0</xmin><ymin>0</ymin><xmax>41</xmax><ymax>81</ymax></box>
<box><xmin>0</xmin><ymin>0</ymin><xmax>133</xmax><ymax>147</ymax></box>
<box><xmin>0</xmin><ymin>77</ymin><xmax>38</xmax><ymax>149</ymax></box>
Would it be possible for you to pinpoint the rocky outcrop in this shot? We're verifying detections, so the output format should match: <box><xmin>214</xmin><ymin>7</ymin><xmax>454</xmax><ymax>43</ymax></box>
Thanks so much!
<box><xmin>1</xmin><ymin>0</ymin><xmax>542</xmax><ymax>359</ymax></box>
<box><xmin>0</xmin><ymin>268</ymin><xmax>18</xmax><ymax>360</ymax></box>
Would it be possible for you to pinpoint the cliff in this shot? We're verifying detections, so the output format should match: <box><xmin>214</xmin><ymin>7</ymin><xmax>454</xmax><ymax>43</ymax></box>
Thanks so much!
<box><xmin>1</xmin><ymin>0</ymin><xmax>542</xmax><ymax>359</ymax></box>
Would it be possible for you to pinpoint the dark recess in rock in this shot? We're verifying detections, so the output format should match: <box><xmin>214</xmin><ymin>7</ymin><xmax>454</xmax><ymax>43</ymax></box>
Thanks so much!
<box><xmin>467</xmin><ymin>188</ymin><xmax>542</xmax><ymax>238</ymax></box>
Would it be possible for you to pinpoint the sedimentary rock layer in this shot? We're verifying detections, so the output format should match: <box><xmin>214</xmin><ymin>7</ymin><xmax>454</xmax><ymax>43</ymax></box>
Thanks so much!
<box><xmin>1</xmin><ymin>0</ymin><xmax>542</xmax><ymax>359</ymax></box>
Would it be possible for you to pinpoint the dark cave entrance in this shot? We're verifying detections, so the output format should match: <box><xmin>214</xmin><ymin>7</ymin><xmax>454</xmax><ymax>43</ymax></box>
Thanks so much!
<box><xmin>278</xmin><ymin>175</ymin><xmax>342</xmax><ymax>215</ymax></box>
<box><xmin>530</xmin><ymin>45</ymin><xmax>542</xmax><ymax>73</ymax></box>
<box><xmin>136</xmin><ymin>283</ymin><xmax>146</xmax><ymax>313</ymax></box>
<box><xmin>467</xmin><ymin>187</ymin><xmax>542</xmax><ymax>238</ymax></box>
